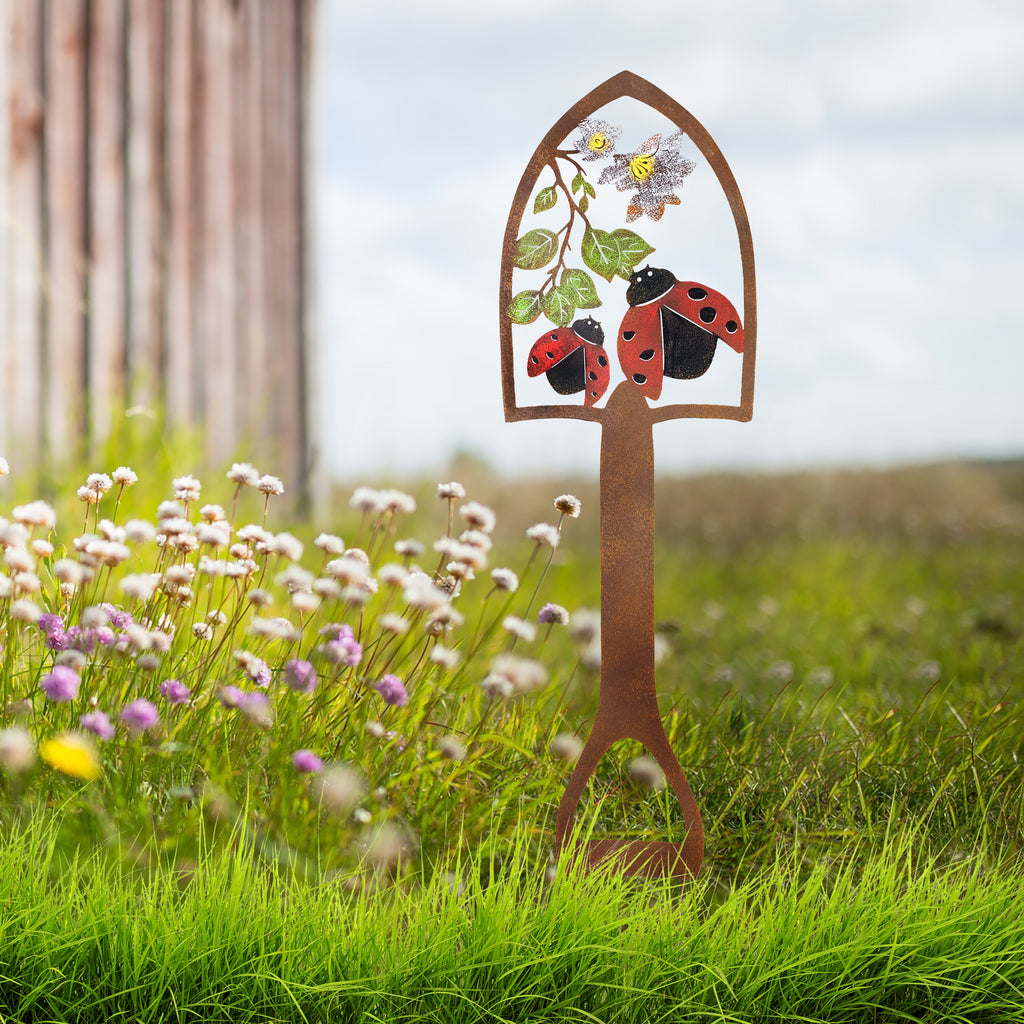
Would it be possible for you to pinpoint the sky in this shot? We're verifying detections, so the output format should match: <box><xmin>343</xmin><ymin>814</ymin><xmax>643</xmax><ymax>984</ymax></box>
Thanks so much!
<box><xmin>316</xmin><ymin>0</ymin><xmax>1024</xmax><ymax>481</ymax></box>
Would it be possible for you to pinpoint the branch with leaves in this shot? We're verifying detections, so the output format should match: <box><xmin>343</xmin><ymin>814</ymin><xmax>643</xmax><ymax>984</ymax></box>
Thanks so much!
<box><xmin>507</xmin><ymin>118</ymin><xmax>677</xmax><ymax>328</ymax></box>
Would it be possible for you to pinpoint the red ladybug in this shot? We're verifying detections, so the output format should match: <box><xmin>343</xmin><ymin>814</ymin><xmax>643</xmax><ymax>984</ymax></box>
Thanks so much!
<box><xmin>617</xmin><ymin>266</ymin><xmax>744</xmax><ymax>401</ymax></box>
<box><xmin>527</xmin><ymin>317</ymin><xmax>611</xmax><ymax>407</ymax></box>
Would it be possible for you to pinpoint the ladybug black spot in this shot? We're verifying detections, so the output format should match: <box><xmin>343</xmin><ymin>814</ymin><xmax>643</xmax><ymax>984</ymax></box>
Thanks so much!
<box><xmin>530</xmin><ymin>355</ymin><xmax>538</xmax><ymax>363</ymax></box>
<box><xmin>545</xmin><ymin>351</ymin><xmax>554</xmax><ymax>359</ymax></box>
<box><xmin>588</xmin><ymin>371</ymin><xmax>598</xmax><ymax>380</ymax></box>
<box><xmin>699</xmin><ymin>306</ymin><xmax>717</xmax><ymax>324</ymax></box>
<box><xmin>632</xmin><ymin>373</ymin><xmax>647</xmax><ymax>385</ymax></box>
<box><xmin>597</xmin><ymin>355</ymin><xmax>607</xmax><ymax>366</ymax></box>
<box><xmin>622</xmin><ymin>331</ymin><xmax>636</xmax><ymax>341</ymax></box>
<box><xmin>550</xmin><ymin>333</ymin><xmax>558</xmax><ymax>340</ymax></box>
<box><xmin>639</xmin><ymin>349</ymin><xmax>655</xmax><ymax>361</ymax></box>
<box><xmin>591</xmin><ymin>391</ymin><xmax>597</xmax><ymax>397</ymax></box>
<box><xmin>687</xmin><ymin>287</ymin><xmax>707</xmax><ymax>300</ymax></box>
<box><xmin>726</xmin><ymin>320</ymin><xmax>738</xmax><ymax>333</ymax></box>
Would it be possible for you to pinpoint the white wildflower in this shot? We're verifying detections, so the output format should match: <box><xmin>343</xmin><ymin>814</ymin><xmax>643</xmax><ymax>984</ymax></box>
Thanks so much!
<box><xmin>438</xmin><ymin>735</ymin><xmax>466</xmax><ymax>761</ymax></box>
<box><xmin>13</xmin><ymin>572</ymin><xmax>40</xmax><ymax>594</ymax></box>
<box><xmin>326</xmin><ymin>556</ymin><xmax>368</xmax><ymax>586</ymax></box>
<box><xmin>437</xmin><ymin>481</ymin><xmax>465</xmax><ymax>500</ymax></box>
<box><xmin>256</xmin><ymin>475</ymin><xmax>284</xmax><ymax>496</ymax></box>
<box><xmin>13</xmin><ymin>501</ymin><xmax>57</xmax><ymax>530</ymax></box>
<box><xmin>97</xmin><ymin>519</ymin><xmax>126</xmax><ymax>543</ymax></box>
<box><xmin>0</xmin><ymin>456</ymin><xmax>9</xmax><ymax>476</ymax></box>
<box><xmin>526</xmin><ymin>522</ymin><xmax>560</xmax><ymax>548</ymax></box>
<box><xmin>313</xmin><ymin>764</ymin><xmax>364</xmax><ymax>813</ymax></box>
<box><xmin>86</xmin><ymin>473</ymin><xmax>113</xmax><ymax>494</ymax></box>
<box><xmin>379</xmin><ymin>613</ymin><xmax>410</xmax><ymax>635</ymax></box>
<box><xmin>10</xmin><ymin>599</ymin><xmax>41</xmax><ymax>623</ymax></box>
<box><xmin>503</xmin><ymin>616</ymin><xmax>536</xmax><ymax>643</ymax></box>
<box><xmin>350</xmin><ymin>487</ymin><xmax>384</xmax><ymax>514</ymax></box>
<box><xmin>554</xmin><ymin>494</ymin><xmax>582</xmax><ymax>518</ymax></box>
<box><xmin>460</xmin><ymin>529</ymin><xmax>493</xmax><ymax>553</ymax></box>
<box><xmin>3</xmin><ymin>548</ymin><xmax>34</xmax><ymax>574</ymax></box>
<box><xmin>312</xmin><ymin>578</ymin><xmax>342</xmax><ymax>600</ymax></box>
<box><xmin>173</xmin><ymin>476</ymin><xmax>202</xmax><ymax>502</ymax></box>
<box><xmin>0</xmin><ymin>726</ymin><xmax>35</xmax><ymax>772</ymax></box>
<box><xmin>314</xmin><ymin>532</ymin><xmax>345</xmax><ymax>555</ymax></box>
<box><xmin>227</xmin><ymin>462</ymin><xmax>260</xmax><ymax>486</ymax></box>
<box><xmin>394</xmin><ymin>538</ymin><xmax>424</xmax><ymax>558</ymax></box>
<box><xmin>460</xmin><ymin>501</ymin><xmax>496</xmax><ymax>534</ymax></box>
<box><xmin>124</xmin><ymin>519</ymin><xmax>156</xmax><ymax>544</ymax></box>
<box><xmin>550</xmin><ymin>733</ymin><xmax>584</xmax><ymax>764</ymax></box>
<box><xmin>629</xmin><ymin>755</ymin><xmax>666</xmax><ymax>790</ymax></box>
<box><xmin>272</xmin><ymin>532</ymin><xmax>304</xmax><ymax>561</ymax></box>
<box><xmin>52</xmin><ymin>559</ymin><xmax>87</xmax><ymax>585</ymax></box>
<box><xmin>380</xmin><ymin>489</ymin><xmax>416</xmax><ymax>515</ymax></box>
<box><xmin>489</xmin><ymin>654</ymin><xmax>547</xmax><ymax>693</ymax></box>
<box><xmin>569</xmin><ymin>609</ymin><xmax>600</xmax><ymax>644</ymax></box>
<box><xmin>121</xmin><ymin>574</ymin><xmax>159</xmax><ymax>603</ymax></box>
<box><xmin>111</xmin><ymin>466</ymin><xmax>138</xmax><ymax>487</ymax></box>
<box><xmin>430</xmin><ymin>646</ymin><xmax>460</xmax><ymax>669</ymax></box>
<box><xmin>377</xmin><ymin>563</ymin><xmax>409</xmax><ymax>586</ymax></box>
<box><xmin>197</xmin><ymin>522</ymin><xmax>231</xmax><ymax>548</ymax></box>
<box><xmin>403</xmin><ymin>573</ymin><xmax>450</xmax><ymax>610</ymax></box>
<box><xmin>490</xmin><ymin>567</ymin><xmax>519</xmax><ymax>592</ymax></box>
<box><xmin>291</xmin><ymin>590</ymin><xmax>319</xmax><ymax>613</ymax></box>
<box><xmin>193</xmin><ymin>622</ymin><xmax>214</xmax><ymax>641</ymax></box>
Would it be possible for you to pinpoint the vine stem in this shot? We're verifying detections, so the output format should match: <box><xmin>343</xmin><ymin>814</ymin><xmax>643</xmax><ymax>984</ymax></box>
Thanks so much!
<box><xmin>539</xmin><ymin>155</ymin><xmax>593</xmax><ymax>300</ymax></box>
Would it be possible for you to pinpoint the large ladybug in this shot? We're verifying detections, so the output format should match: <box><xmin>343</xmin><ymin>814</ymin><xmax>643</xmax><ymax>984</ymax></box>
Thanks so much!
<box><xmin>527</xmin><ymin>317</ymin><xmax>611</xmax><ymax>407</ymax></box>
<box><xmin>617</xmin><ymin>266</ymin><xmax>744</xmax><ymax>401</ymax></box>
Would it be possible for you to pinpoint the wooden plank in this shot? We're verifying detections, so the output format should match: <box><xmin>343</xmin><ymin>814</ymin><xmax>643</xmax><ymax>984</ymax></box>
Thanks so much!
<box><xmin>234</xmin><ymin>0</ymin><xmax>266</xmax><ymax>453</ymax></box>
<box><xmin>87</xmin><ymin>0</ymin><xmax>126</xmax><ymax>445</ymax></box>
<box><xmin>298</xmin><ymin>0</ymin><xmax>319</xmax><ymax>511</ymax></box>
<box><xmin>261</xmin><ymin>0</ymin><xmax>302</xmax><ymax>479</ymax></box>
<box><xmin>163</xmin><ymin>0</ymin><xmax>194</xmax><ymax>428</ymax></box>
<box><xmin>125</xmin><ymin>0</ymin><xmax>163</xmax><ymax>407</ymax></box>
<box><xmin>0</xmin><ymin>3</ymin><xmax>10</xmax><ymax>457</ymax></box>
<box><xmin>3</xmin><ymin>0</ymin><xmax>44</xmax><ymax>469</ymax></box>
<box><xmin>44</xmin><ymin>0</ymin><xmax>89</xmax><ymax>463</ymax></box>
<box><xmin>195</xmin><ymin>0</ymin><xmax>237</xmax><ymax>465</ymax></box>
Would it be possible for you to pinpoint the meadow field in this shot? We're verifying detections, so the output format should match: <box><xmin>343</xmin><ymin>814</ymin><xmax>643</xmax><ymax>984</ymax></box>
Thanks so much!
<box><xmin>1</xmin><ymin>428</ymin><xmax>1022</xmax><ymax>1023</ymax></box>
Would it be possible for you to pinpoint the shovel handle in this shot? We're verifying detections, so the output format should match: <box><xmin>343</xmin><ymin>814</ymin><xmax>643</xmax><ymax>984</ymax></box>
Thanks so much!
<box><xmin>553</xmin><ymin>381</ymin><xmax>703</xmax><ymax>878</ymax></box>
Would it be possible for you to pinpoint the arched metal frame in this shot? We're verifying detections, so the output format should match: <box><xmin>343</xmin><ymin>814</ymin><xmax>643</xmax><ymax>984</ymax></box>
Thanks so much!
<box><xmin>499</xmin><ymin>70</ymin><xmax>756</xmax><ymax>425</ymax></box>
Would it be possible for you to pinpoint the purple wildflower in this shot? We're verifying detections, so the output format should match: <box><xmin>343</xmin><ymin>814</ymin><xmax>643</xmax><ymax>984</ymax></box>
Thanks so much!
<box><xmin>40</xmin><ymin>665</ymin><xmax>80</xmax><ymax>702</ymax></box>
<box><xmin>248</xmin><ymin>658</ymin><xmax>271</xmax><ymax>688</ymax></box>
<box><xmin>327</xmin><ymin>624</ymin><xmax>362</xmax><ymax>668</ymax></box>
<box><xmin>159</xmin><ymin>679</ymin><xmax>192</xmax><ymax>705</ymax></box>
<box><xmin>79</xmin><ymin>710</ymin><xmax>115</xmax><ymax>741</ymax></box>
<box><xmin>238</xmin><ymin>691</ymin><xmax>272</xmax><ymax>727</ymax></box>
<box><xmin>538</xmin><ymin>602</ymin><xmax>570</xmax><ymax>626</ymax></box>
<box><xmin>284</xmin><ymin>659</ymin><xmax>318</xmax><ymax>695</ymax></box>
<box><xmin>102</xmin><ymin>602</ymin><xmax>133</xmax><ymax>630</ymax></box>
<box><xmin>219</xmin><ymin>685</ymin><xmax>245</xmax><ymax>709</ymax></box>
<box><xmin>374</xmin><ymin>673</ymin><xmax>408</xmax><ymax>707</ymax></box>
<box><xmin>292</xmin><ymin>749</ymin><xmax>323</xmax><ymax>773</ymax></box>
<box><xmin>96</xmin><ymin>626</ymin><xmax>117</xmax><ymax>647</ymax></box>
<box><xmin>37</xmin><ymin>614</ymin><xmax>68</xmax><ymax>651</ymax></box>
<box><xmin>120</xmin><ymin>698</ymin><xmax>159</xmax><ymax>733</ymax></box>
<box><xmin>65</xmin><ymin>626</ymin><xmax>98</xmax><ymax>655</ymax></box>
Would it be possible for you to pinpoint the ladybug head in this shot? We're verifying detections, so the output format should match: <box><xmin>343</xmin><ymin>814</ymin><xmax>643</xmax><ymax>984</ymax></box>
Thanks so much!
<box><xmin>572</xmin><ymin>317</ymin><xmax>604</xmax><ymax>346</ymax></box>
<box><xmin>626</xmin><ymin>266</ymin><xmax>676</xmax><ymax>307</ymax></box>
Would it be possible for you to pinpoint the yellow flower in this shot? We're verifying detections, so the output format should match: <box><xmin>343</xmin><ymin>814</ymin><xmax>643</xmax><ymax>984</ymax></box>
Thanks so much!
<box><xmin>40</xmin><ymin>733</ymin><xmax>101</xmax><ymax>781</ymax></box>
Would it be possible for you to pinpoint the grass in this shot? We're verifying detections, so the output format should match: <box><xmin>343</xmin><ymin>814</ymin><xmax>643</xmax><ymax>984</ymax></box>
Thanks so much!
<box><xmin>1</xmin><ymin>814</ymin><xmax>1022</xmax><ymax>1023</ymax></box>
<box><xmin>1</xmin><ymin>427</ymin><xmax>1023</xmax><ymax>1020</ymax></box>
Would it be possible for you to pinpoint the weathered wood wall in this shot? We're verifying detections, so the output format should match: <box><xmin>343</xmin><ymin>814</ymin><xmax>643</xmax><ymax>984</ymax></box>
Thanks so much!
<box><xmin>0</xmin><ymin>0</ymin><xmax>317</xmax><ymax>500</ymax></box>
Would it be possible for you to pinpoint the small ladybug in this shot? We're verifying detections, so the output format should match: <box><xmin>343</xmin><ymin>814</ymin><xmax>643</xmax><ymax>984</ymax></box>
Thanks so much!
<box><xmin>617</xmin><ymin>266</ymin><xmax>744</xmax><ymax>401</ymax></box>
<box><xmin>527</xmin><ymin>317</ymin><xmax>611</xmax><ymax>407</ymax></box>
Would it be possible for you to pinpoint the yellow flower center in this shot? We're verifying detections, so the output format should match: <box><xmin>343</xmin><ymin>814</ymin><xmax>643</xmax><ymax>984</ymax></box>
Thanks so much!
<box><xmin>629</xmin><ymin>154</ymin><xmax>656</xmax><ymax>182</ymax></box>
<box><xmin>587</xmin><ymin>131</ymin><xmax>610</xmax><ymax>153</ymax></box>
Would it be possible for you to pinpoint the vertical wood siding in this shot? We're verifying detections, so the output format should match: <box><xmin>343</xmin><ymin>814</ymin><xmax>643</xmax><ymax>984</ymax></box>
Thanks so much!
<box><xmin>1</xmin><ymin>0</ymin><xmax>315</xmax><ymax>498</ymax></box>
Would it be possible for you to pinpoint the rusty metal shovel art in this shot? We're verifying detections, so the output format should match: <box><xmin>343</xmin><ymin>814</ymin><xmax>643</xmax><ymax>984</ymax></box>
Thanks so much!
<box><xmin>499</xmin><ymin>72</ymin><xmax>756</xmax><ymax>879</ymax></box>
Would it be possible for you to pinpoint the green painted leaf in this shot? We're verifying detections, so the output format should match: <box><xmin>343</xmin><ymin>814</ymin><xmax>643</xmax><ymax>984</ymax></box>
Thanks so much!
<box><xmin>581</xmin><ymin>227</ymin><xmax>620</xmax><ymax>283</ymax></box>
<box><xmin>560</xmin><ymin>268</ymin><xmax>601</xmax><ymax>310</ymax></box>
<box><xmin>542</xmin><ymin>287</ymin><xmax>575</xmax><ymax>327</ymax></box>
<box><xmin>612</xmin><ymin>228</ymin><xmax>656</xmax><ymax>278</ymax></box>
<box><xmin>514</xmin><ymin>229</ymin><xmax>559</xmax><ymax>270</ymax></box>
<box><xmin>506</xmin><ymin>289</ymin><xmax>542</xmax><ymax>325</ymax></box>
<box><xmin>583</xmin><ymin>180</ymin><xmax>596</xmax><ymax>199</ymax></box>
<box><xmin>579</xmin><ymin>193</ymin><xmax>590</xmax><ymax>214</ymax></box>
<box><xmin>571</xmin><ymin>170</ymin><xmax>585</xmax><ymax>194</ymax></box>
<box><xmin>533</xmin><ymin>186</ymin><xmax>558</xmax><ymax>214</ymax></box>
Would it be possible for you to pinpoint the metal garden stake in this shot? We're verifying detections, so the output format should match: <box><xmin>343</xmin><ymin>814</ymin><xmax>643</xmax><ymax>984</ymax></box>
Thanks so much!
<box><xmin>499</xmin><ymin>72</ymin><xmax>756</xmax><ymax>879</ymax></box>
